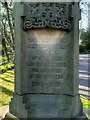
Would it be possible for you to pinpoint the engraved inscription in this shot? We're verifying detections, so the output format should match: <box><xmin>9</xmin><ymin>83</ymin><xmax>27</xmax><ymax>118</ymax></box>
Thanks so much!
<box><xmin>27</xmin><ymin>62</ymin><xmax>67</xmax><ymax>67</ymax></box>
<box><xmin>32</xmin><ymin>81</ymin><xmax>62</xmax><ymax>87</ymax></box>
<box><xmin>26</xmin><ymin>30</ymin><xmax>68</xmax><ymax>93</ymax></box>
<box><xmin>27</xmin><ymin>44</ymin><xmax>67</xmax><ymax>49</ymax></box>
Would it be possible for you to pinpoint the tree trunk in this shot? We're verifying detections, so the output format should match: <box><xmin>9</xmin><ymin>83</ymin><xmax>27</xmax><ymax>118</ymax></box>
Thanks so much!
<box><xmin>2</xmin><ymin>38</ymin><xmax>9</xmax><ymax>62</ymax></box>
<box><xmin>2</xmin><ymin>21</ymin><xmax>14</xmax><ymax>49</ymax></box>
<box><xmin>5</xmin><ymin>2</ymin><xmax>14</xmax><ymax>44</ymax></box>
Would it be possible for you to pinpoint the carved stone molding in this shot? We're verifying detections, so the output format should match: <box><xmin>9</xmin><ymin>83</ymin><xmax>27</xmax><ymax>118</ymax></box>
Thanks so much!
<box><xmin>23</xmin><ymin>3</ymin><xmax>71</xmax><ymax>31</ymax></box>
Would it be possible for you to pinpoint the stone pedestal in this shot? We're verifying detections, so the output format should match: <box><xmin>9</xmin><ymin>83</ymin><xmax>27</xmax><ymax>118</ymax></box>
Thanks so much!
<box><xmin>8</xmin><ymin>2</ymin><xmax>84</xmax><ymax>119</ymax></box>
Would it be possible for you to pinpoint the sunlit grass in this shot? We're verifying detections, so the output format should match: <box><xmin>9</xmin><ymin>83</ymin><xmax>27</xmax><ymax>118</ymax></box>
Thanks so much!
<box><xmin>0</xmin><ymin>64</ymin><xmax>14</xmax><ymax>73</ymax></box>
<box><xmin>80</xmin><ymin>96</ymin><xmax>90</xmax><ymax>110</ymax></box>
<box><xmin>0</xmin><ymin>70</ymin><xmax>14</xmax><ymax>106</ymax></box>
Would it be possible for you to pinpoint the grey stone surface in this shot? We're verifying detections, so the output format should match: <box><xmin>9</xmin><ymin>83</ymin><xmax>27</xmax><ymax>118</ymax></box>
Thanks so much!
<box><xmin>23</xmin><ymin>3</ymin><xmax>71</xmax><ymax>30</ymax></box>
<box><xmin>17</xmin><ymin>0</ymin><xmax>80</xmax><ymax>2</ymax></box>
<box><xmin>3</xmin><ymin>112</ymin><xmax>89</xmax><ymax>120</ymax></box>
<box><xmin>23</xmin><ymin>29</ymin><xmax>78</xmax><ymax>95</ymax></box>
<box><xmin>10</xmin><ymin>94</ymin><xmax>82</xmax><ymax>118</ymax></box>
<box><xmin>9</xmin><ymin>2</ymin><xmax>83</xmax><ymax>119</ymax></box>
<box><xmin>25</xmin><ymin>94</ymin><xmax>82</xmax><ymax>118</ymax></box>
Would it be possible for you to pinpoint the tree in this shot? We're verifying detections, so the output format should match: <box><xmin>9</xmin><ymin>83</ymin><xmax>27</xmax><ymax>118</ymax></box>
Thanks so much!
<box><xmin>0</xmin><ymin>0</ymin><xmax>14</xmax><ymax>63</ymax></box>
<box><xmin>79</xmin><ymin>0</ymin><xmax>89</xmax><ymax>53</ymax></box>
<box><xmin>80</xmin><ymin>28</ymin><xmax>90</xmax><ymax>53</ymax></box>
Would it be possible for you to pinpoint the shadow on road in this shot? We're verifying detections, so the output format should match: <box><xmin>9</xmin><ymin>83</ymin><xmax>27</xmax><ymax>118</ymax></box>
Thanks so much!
<box><xmin>79</xmin><ymin>54</ymin><xmax>90</xmax><ymax>100</ymax></box>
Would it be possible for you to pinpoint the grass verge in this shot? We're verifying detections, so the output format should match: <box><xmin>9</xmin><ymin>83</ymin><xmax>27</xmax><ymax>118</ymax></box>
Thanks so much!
<box><xmin>0</xmin><ymin>70</ymin><xmax>14</xmax><ymax>107</ymax></box>
<box><xmin>80</xmin><ymin>96</ymin><xmax>90</xmax><ymax>110</ymax></box>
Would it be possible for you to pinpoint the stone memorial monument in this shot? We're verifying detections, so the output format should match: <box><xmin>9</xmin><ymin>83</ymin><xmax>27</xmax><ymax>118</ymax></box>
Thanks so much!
<box><xmin>6</xmin><ymin>1</ymin><xmax>86</xmax><ymax>119</ymax></box>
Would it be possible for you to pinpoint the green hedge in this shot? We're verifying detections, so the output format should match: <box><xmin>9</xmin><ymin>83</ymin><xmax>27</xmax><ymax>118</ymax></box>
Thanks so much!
<box><xmin>0</xmin><ymin>64</ymin><xmax>14</xmax><ymax>73</ymax></box>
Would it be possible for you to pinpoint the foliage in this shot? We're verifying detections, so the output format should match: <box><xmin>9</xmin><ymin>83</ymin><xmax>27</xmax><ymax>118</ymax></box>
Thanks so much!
<box><xmin>79</xmin><ymin>44</ymin><xmax>87</xmax><ymax>53</ymax></box>
<box><xmin>0</xmin><ymin>70</ymin><xmax>14</xmax><ymax>107</ymax></box>
<box><xmin>0</xmin><ymin>63</ymin><xmax>14</xmax><ymax>73</ymax></box>
<box><xmin>80</xmin><ymin>28</ymin><xmax>90</xmax><ymax>49</ymax></box>
<box><xmin>80</xmin><ymin>28</ymin><xmax>90</xmax><ymax>53</ymax></box>
<box><xmin>80</xmin><ymin>96</ymin><xmax>90</xmax><ymax>110</ymax></box>
<box><xmin>0</xmin><ymin>1</ymin><xmax>14</xmax><ymax>63</ymax></box>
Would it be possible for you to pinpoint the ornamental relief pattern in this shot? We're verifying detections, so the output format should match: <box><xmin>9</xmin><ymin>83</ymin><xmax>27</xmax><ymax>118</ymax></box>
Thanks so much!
<box><xmin>23</xmin><ymin>3</ymin><xmax>71</xmax><ymax>30</ymax></box>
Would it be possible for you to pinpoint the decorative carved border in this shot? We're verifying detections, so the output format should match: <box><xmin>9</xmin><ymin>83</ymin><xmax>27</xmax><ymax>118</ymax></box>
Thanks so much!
<box><xmin>23</xmin><ymin>3</ymin><xmax>71</xmax><ymax>30</ymax></box>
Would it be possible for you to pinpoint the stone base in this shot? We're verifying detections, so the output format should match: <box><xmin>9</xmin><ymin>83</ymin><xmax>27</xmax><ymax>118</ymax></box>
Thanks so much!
<box><xmin>2</xmin><ymin>112</ymin><xmax>89</xmax><ymax>120</ymax></box>
<box><xmin>9</xmin><ymin>93</ymin><xmax>84</xmax><ymax>118</ymax></box>
<box><xmin>75</xmin><ymin>113</ymin><xmax>89</xmax><ymax>120</ymax></box>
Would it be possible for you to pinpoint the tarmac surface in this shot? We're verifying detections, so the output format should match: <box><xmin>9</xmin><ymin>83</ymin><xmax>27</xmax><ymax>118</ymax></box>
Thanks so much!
<box><xmin>79</xmin><ymin>54</ymin><xmax>90</xmax><ymax>100</ymax></box>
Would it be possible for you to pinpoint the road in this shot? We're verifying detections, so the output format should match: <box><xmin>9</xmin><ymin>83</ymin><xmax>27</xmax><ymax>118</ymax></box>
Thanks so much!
<box><xmin>79</xmin><ymin>54</ymin><xmax>90</xmax><ymax>100</ymax></box>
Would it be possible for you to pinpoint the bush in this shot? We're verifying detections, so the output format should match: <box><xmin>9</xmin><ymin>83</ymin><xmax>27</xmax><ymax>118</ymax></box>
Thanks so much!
<box><xmin>0</xmin><ymin>63</ymin><xmax>14</xmax><ymax>73</ymax></box>
<box><xmin>79</xmin><ymin>45</ymin><xmax>87</xmax><ymax>53</ymax></box>
<box><xmin>80</xmin><ymin>28</ymin><xmax>90</xmax><ymax>54</ymax></box>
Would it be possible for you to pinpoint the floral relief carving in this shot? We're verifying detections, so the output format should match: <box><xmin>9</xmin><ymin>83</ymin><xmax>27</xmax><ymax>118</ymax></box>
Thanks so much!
<box><xmin>23</xmin><ymin>3</ymin><xmax>71</xmax><ymax>30</ymax></box>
